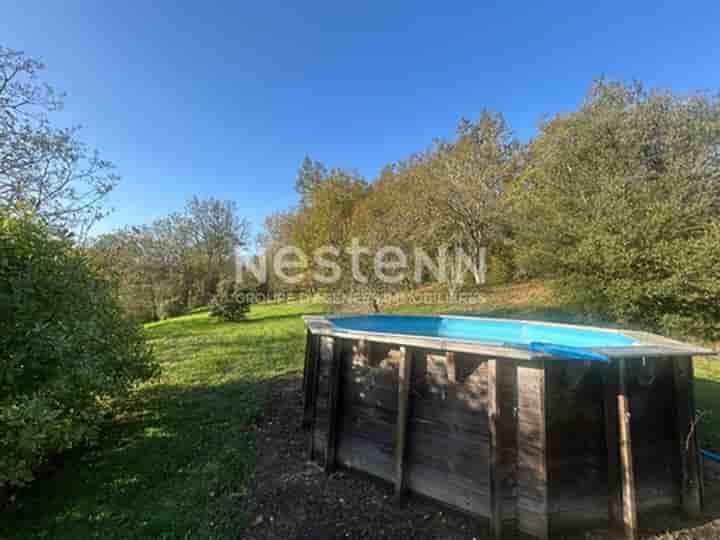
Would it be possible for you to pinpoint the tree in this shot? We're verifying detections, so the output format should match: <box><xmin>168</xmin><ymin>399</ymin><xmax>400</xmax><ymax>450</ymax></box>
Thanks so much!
<box><xmin>89</xmin><ymin>228</ymin><xmax>160</xmax><ymax>321</ymax></box>
<box><xmin>89</xmin><ymin>196</ymin><xmax>251</xmax><ymax>321</ymax></box>
<box><xmin>259</xmin><ymin>210</ymin><xmax>301</xmax><ymax>293</ymax></box>
<box><xmin>432</xmin><ymin>112</ymin><xmax>520</xmax><ymax>284</ymax></box>
<box><xmin>184</xmin><ymin>196</ymin><xmax>250</xmax><ymax>300</ymax></box>
<box><xmin>209</xmin><ymin>278</ymin><xmax>254</xmax><ymax>321</ymax></box>
<box><xmin>0</xmin><ymin>46</ymin><xmax>117</xmax><ymax>237</ymax></box>
<box><xmin>295</xmin><ymin>156</ymin><xmax>327</xmax><ymax>207</ymax></box>
<box><xmin>513</xmin><ymin>80</ymin><xmax>720</xmax><ymax>338</ymax></box>
<box><xmin>292</xmin><ymin>169</ymin><xmax>367</xmax><ymax>289</ymax></box>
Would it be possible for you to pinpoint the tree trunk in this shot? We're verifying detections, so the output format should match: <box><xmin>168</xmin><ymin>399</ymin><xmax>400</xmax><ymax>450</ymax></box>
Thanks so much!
<box><xmin>471</xmin><ymin>245</ymin><xmax>487</xmax><ymax>285</ymax></box>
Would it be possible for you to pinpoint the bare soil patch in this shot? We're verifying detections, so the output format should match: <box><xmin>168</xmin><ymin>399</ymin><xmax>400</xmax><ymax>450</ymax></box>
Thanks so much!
<box><xmin>246</xmin><ymin>374</ymin><xmax>720</xmax><ymax>540</ymax></box>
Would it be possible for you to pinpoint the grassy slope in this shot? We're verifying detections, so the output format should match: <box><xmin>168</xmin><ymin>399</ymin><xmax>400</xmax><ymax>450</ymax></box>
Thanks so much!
<box><xmin>1</xmin><ymin>282</ymin><xmax>718</xmax><ymax>539</ymax></box>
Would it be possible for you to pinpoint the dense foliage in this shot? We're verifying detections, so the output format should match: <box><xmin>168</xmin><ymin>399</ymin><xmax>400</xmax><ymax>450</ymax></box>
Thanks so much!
<box><xmin>513</xmin><ymin>81</ymin><xmax>720</xmax><ymax>338</ymax></box>
<box><xmin>209</xmin><ymin>279</ymin><xmax>254</xmax><ymax>321</ymax></box>
<box><xmin>89</xmin><ymin>196</ymin><xmax>249</xmax><ymax>322</ymax></box>
<box><xmin>262</xmin><ymin>81</ymin><xmax>720</xmax><ymax>339</ymax></box>
<box><xmin>0</xmin><ymin>47</ymin><xmax>117</xmax><ymax>237</ymax></box>
<box><xmin>0</xmin><ymin>213</ymin><xmax>156</xmax><ymax>489</ymax></box>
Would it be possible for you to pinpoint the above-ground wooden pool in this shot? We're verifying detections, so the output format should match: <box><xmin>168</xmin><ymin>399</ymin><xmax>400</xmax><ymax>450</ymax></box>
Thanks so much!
<box><xmin>301</xmin><ymin>314</ymin><xmax>713</xmax><ymax>540</ymax></box>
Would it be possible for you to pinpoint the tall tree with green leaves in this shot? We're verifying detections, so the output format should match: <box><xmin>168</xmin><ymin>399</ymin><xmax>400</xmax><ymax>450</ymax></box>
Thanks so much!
<box><xmin>513</xmin><ymin>80</ymin><xmax>720</xmax><ymax>338</ymax></box>
<box><xmin>295</xmin><ymin>156</ymin><xmax>328</xmax><ymax>207</ymax></box>
<box><xmin>184</xmin><ymin>196</ymin><xmax>250</xmax><ymax>300</ymax></box>
<box><xmin>432</xmin><ymin>112</ymin><xmax>520</xmax><ymax>284</ymax></box>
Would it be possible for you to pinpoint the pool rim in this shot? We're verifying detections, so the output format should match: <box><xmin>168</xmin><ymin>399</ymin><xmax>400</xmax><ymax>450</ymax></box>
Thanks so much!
<box><xmin>303</xmin><ymin>313</ymin><xmax>713</xmax><ymax>360</ymax></box>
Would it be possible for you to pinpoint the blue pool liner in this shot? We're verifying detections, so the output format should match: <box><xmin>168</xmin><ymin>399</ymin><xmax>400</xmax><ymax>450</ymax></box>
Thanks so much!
<box><xmin>701</xmin><ymin>449</ymin><xmax>720</xmax><ymax>463</ymax></box>
<box><xmin>331</xmin><ymin>315</ymin><xmax>634</xmax><ymax>362</ymax></box>
<box><xmin>527</xmin><ymin>342</ymin><xmax>610</xmax><ymax>363</ymax></box>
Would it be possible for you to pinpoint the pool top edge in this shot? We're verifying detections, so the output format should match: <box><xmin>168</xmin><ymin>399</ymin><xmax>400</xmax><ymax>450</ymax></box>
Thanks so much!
<box><xmin>302</xmin><ymin>314</ymin><xmax>714</xmax><ymax>360</ymax></box>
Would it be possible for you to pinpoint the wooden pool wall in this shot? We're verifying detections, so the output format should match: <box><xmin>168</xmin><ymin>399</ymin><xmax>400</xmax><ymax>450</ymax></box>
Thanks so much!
<box><xmin>301</xmin><ymin>332</ymin><xmax>703</xmax><ymax>540</ymax></box>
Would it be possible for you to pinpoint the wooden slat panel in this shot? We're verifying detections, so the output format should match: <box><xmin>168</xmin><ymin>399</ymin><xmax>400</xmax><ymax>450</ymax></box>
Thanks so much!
<box><xmin>626</xmin><ymin>357</ymin><xmax>681</xmax><ymax>515</ymax></box>
<box><xmin>516</xmin><ymin>361</ymin><xmax>549</xmax><ymax>539</ymax></box>
<box><xmin>674</xmin><ymin>356</ymin><xmax>703</xmax><ymax>517</ymax></box>
<box><xmin>498</xmin><ymin>360</ymin><xmax>518</xmax><ymax>533</ymax></box>
<box><xmin>545</xmin><ymin>360</ymin><xmax>610</xmax><ymax>531</ymax></box>
<box><xmin>603</xmin><ymin>361</ymin><xmax>622</xmax><ymax>528</ymax></box>
<box><xmin>323</xmin><ymin>347</ymin><xmax>499</xmax><ymax>524</ymax></box>
<box><xmin>394</xmin><ymin>346</ymin><xmax>413</xmax><ymax>500</ymax></box>
<box><xmin>488</xmin><ymin>359</ymin><xmax>502</xmax><ymax>539</ymax></box>
<box><xmin>406</xmin><ymin>461</ymin><xmax>491</xmax><ymax>518</ymax></box>
<box><xmin>336</xmin><ymin>433</ymin><xmax>394</xmax><ymax>481</ymax></box>
<box><xmin>325</xmin><ymin>338</ymin><xmax>345</xmax><ymax>473</ymax></box>
<box><xmin>302</xmin><ymin>331</ymin><xmax>318</xmax><ymax>427</ymax></box>
<box><xmin>305</xmin><ymin>333</ymin><xmax>323</xmax><ymax>459</ymax></box>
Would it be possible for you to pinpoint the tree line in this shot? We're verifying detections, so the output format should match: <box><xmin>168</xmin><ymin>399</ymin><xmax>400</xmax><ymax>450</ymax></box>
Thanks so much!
<box><xmin>263</xmin><ymin>81</ymin><xmax>720</xmax><ymax>340</ymax></box>
<box><xmin>89</xmin><ymin>196</ymin><xmax>249</xmax><ymax>321</ymax></box>
<box><xmin>3</xmin><ymin>44</ymin><xmax>717</xmax><ymax>339</ymax></box>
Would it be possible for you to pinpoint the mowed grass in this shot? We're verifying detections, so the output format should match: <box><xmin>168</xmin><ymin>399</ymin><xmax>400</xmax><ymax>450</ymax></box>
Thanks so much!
<box><xmin>695</xmin><ymin>359</ymin><xmax>720</xmax><ymax>451</ymax></box>
<box><xmin>1</xmin><ymin>284</ymin><xmax>719</xmax><ymax>539</ymax></box>
<box><xmin>0</xmin><ymin>302</ymin><xmax>325</xmax><ymax>540</ymax></box>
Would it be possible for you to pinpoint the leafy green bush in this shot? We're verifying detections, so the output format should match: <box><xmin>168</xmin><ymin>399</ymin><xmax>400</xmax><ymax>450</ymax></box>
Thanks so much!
<box><xmin>209</xmin><ymin>279</ymin><xmax>253</xmax><ymax>321</ymax></box>
<box><xmin>0</xmin><ymin>213</ymin><xmax>157</xmax><ymax>489</ymax></box>
<box><xmin>513</xmin><ymin>81</ymin><xmax>720</xmax><ymax>339</ymax></box>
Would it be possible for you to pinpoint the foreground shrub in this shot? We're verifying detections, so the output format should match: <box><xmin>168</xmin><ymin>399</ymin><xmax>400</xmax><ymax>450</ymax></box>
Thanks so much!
<box><xmin>209</xmin><ymin>279</ymin><xmax>253</xmax><ymax>321</ymax></box>
<box><xmin>0</xmin><ymin>213</ymin><xmax>157</xmax><ymax>489</ymax></box>
<box><xmin>513</xmin><ymin>81</ymin><xmax>720</xmax><ymax>339</ymax></box>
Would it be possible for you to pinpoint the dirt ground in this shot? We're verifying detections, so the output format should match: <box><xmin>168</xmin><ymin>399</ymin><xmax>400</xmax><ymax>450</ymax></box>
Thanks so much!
<box><xmin>245</xmin><ymin>375</ymin><xmax>720</xmax><ymax>540</ymax></box>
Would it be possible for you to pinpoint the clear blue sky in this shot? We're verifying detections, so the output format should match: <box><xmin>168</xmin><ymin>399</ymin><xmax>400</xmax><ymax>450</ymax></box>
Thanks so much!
<box><xmin>4</xmin><ymin>1</ymin><xmax>719</xmax><ymax>238</ymax></box>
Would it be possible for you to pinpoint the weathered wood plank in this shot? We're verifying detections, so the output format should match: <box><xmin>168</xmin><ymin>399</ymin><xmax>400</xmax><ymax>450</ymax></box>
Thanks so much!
<box><xmin>446</xmin><ymin>351</ymin><xmax>457</xmax><ymax>383</ymax></box>
<box><xmin>617</xmin><ymin>357</ymin><xmax>638</xmax><ymax>540</ymax></box>
<box><xmin>305</xmin><ymin>334</ymin><xmax>322</xmax><ymax>459</ymax></box>
<box><xmin>406</xmin><ymin>462</ymin><xmax>491</xmax><ymax>518</ymax></box>
<box><xmin>603</xmin><ymin>361</ymin><xmax>622</xmax><ymax>529</ymax></box>
<box><xmin>674</xmin><ymin>356</ymin><xmax>703</xmax><ymax>517</ymax></box>
<box><xmin>498</xmin><ymin>360</ymin><xmax>517</xmax><ymax>534</ymax></box>
<box><xmin>394</xmin><ymin>346</ymin><xmax>413</xmax><ymax>501</ymax></box>
<box><xmin>325</xmin><ymin>337</ymin><xmax>345</xmax><ymax>473</ymax></box>
<box><xmin>516</xmin><ymin>361</ymin><xmax>549</xmax><ymax>540</ymax></box>
<box><xmin>302</xmin><ymin>331</ymin><xmax>318</xmax><ymax>428</ymax></box>
<box><xmin>488</xmin><ymin>359</ymin><xmax>503</xmax><ymax>539</ymax></box>
<box><xmin>302</xmin><ymin>329</ymin><xmax>310</xmax><ymax>393</ymax></box>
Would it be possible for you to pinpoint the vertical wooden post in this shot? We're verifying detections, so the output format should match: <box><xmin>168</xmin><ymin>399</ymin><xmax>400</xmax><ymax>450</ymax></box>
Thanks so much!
<box><xmin>302</xmin><ymin>330</ymin><xmax>317</xmax><ymax>428</ymax></box>
<box><xmin>394</xmin><ymin>346</ymin><xmax>413</xmax><ymax>501</ymax></box>
<box><xmin>446</xmin><ymin>351</ymin><xmax>457</xmax><ymax>383</ymax></box>
<box><xmin>325</xmin><ymin>337</ymin><xmax>344</xmax><ymax>474</ymax></box>
<box><xmin>488</xmin><ymin>359</ymin><xmax>503</xmax><ymax>540</ymax></box>
<box><xmin>617</xmin><ymin>357</ymin><xmax>639</xmax><ymax>540</ymax></box>
<box><xmin>674</xmin><ymin>356</ymin><xmax>703</xmax><ymax>517</ymax></box>
<box><xmin>603</xmin><ymin>362</ymin><xmax>623</xmax><ymax>528</ymax></box>
<box><xmin>306</xmin><ymin>335</ymin><xmax>322</xmax><ymax>460</ymax></box>
<box><xmin>302</xmin><ymin>329</ymin><xmax>310</xmax><ymax>393</ymax></box>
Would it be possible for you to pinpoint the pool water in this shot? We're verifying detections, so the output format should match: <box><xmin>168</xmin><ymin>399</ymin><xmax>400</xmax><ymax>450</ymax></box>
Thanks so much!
<box><xmin>331</xmin><ymin>315</ymin><xmax>637</xmax><ymax>361</ymax></box>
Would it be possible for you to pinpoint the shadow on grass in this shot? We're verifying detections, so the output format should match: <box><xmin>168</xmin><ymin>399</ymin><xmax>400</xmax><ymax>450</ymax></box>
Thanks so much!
<box><xmin>0</xmin><ymin>376</ymin><xmax>276</xmax><ymax>540</ymax></box>
<box><xmin>0</xmin><ymin>309</ymin><xmax>310</xmax><ymax>540</ymax></box>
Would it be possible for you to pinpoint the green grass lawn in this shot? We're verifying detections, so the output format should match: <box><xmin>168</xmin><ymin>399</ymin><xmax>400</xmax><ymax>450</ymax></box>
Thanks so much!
<box><xmin>0</xmin><ymin>302</ymin><xmax>325</xmax><ymax>540</ymax></box>
<box><xmin>694</xmin><ymin>358</ymin><xmax>720</xmax><ymax>451</ymax></box>
<box><xmin>1</xmin><ymin>288</ymin><xmax>718</xmax><ymax>539</ymax></box>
